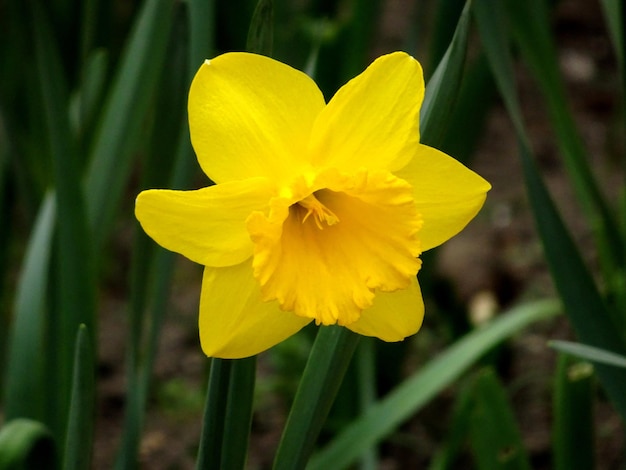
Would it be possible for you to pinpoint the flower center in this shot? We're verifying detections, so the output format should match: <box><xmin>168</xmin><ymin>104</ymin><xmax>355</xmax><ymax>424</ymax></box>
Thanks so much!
<box><xmin>247</xmin><ymin>169</ymin><xmax>423</xmax><ymax>326</ymax></box>
<box><xmin>297</xmin><ymin>192</ymin><xmax>339</xmax><ymax>229</ymax></box>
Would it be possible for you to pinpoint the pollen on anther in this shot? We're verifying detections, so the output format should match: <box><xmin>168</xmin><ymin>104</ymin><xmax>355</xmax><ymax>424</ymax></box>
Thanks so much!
<box><xmin>297</xmin><ymin>192</ymin><xmax>339</xmax><ymax>229</ymax></box>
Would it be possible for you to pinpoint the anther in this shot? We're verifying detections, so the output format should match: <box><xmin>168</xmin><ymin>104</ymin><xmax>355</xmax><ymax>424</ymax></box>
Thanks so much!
<box><xmin>298</xmin><ymin>193</ymin><xmax>339</xmax><ymax>229</ymax></box>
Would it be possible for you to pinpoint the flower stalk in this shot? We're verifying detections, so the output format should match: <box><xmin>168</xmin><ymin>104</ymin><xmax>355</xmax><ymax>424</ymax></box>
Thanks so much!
<box><xmin>273</xmin><ymin>326</ymin><xmax>360</xmax><ymax>469</ymax></box>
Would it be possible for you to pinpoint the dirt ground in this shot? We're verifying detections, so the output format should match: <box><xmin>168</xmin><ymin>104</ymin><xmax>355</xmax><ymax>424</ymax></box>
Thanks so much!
<box><xmin>93</xmin><ymin>1</ymin><xmax>625</xmax><ymax>468</ymax></box>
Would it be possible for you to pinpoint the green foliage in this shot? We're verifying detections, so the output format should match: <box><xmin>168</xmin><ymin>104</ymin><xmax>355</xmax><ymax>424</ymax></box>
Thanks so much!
<box><xmin>274</xmin><ymin>326</ymin><xmax>360</xmax><ymax>469</ymax></box>
<box><xmin>247</xmin><ymin>0</ymin><xmax>274</xmax><ymax>56</ymax></box>
<box><xmin>468</xmin><ymin>370</ymin><xmax>531</xmax><ymax>470</ymax></box>
<box><xmin>1</xmin><ymin>0</ymin><xmax>624</xmax><ymax>468</ymax></box>
<box><xmin>550</xmin><ymin>340</ymin><xmax>626</xmax><ymax>369</ymax></box>
<box><xmin>0</xmin><ymin>419</ymin><xmax>56</xmax><ymax>470</ymax></box>
<box><xmin>553</xmin><ymin>354</ymin><xmax>595</xmax><ymax>470</ymax></box>
<box><xmin>308</xmin><ymin>300</ymin><xmax>560</xmax><ymax>470</ymax></box>
<box><xmin>474</xmin><ymin>0</ymin><xmax>626</xmax><ymax>420</ymax></box>
<box><xmin>420</xmin><ymin>0</ymin><xmax>472</xmax><ymax>148</ymax></box>
<box><xmin>4</xmin><ymin>195</ymin><xmax>55</xmax><ymax>423</ymax></box>
<box><xmin>63</xmin><ymin>326</ymin><xmax>95</xmax><ymax>470</ymax></box>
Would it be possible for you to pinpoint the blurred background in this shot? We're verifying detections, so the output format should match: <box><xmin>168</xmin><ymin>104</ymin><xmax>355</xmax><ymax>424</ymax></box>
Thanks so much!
<box><xmin>0</xmin><ymin>0</ymin><xmax>624</xmax><ymax>468</ymax></box>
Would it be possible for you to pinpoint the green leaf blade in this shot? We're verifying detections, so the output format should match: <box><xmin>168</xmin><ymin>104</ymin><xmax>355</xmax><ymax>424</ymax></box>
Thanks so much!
<box><xmin>274</xmin><ymin>326</ymin><xmax>360</xmax><ymax>470</ymax></box>
<box><xmin>474</xmin><ymin>0</ymin><xmax>626</xmax><ymax>420</ymax></box>
<box><xmin>4</xmin><ymin>194</ymin><xmax>56</xmax><ymax>423</ymax></box>
<box><xmin>84</xmin><ymin>0</ymin><xmax>173</xmax><ymax>248</ymax></box>
<box><xmin>0</xmin><ymin>419</ymin><xmax>56</xmax><ymax>470</ymax></box>
<box><xmin>549</xmin><ymin>340</ymin><xmax>626</xmax><ymax>369</ymax></box>
<box><xmin>221</xmin><ymin>357</ymin><xmax>257</xmax><ymax>470</ymax></box>
<box><xmin>309</xmin><ymin>300</ymin><xmax>561</xmax><ymax>470</ymax></box>
<box><xmin>32</xmin><ymin>4</ymin><xmax>97</xmax><ymax>439</ymax></box>
<box><xmin>196</xmin><ymin>359</ymin><xmax>232</xmax><ymax>470</ymax></box>
<box><xmin>420</xmin><ymin>0</ymin><xmax>472</xmax><ymax>148</ymax></box>
<box><xmin>247</xmin><ymin>0</ymin><xmax>274</xmax><ymax>56</ymax></box>
<box><xmin>503</xmin><ymin>0</ymin><xmax>625</xmax><ymax>286</ymax></box>
<box><xmin>552</xmin><ymin>354</ymin><xmax>595</xmax><ymax>470</ymax></box>
<box><xmin>469</xmin><ymin>369</ymin><xmax>531</xmax><ymax>470</ymax></box>
<box><xmin>63</xmin><ymin>325</ymin><xmax>95</xmax><ymax>470</ymax></box>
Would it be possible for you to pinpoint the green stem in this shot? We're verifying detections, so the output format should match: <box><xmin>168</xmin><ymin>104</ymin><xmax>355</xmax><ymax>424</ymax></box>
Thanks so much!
<box><xmin>356</xmin><ymin>339</ymin><xmax>377</xmax><ymax>470</ymax></box>
<box><xmin>273</xmin><ymin>326</ymin><xmax>360</xmax><ymax>470</ymax></box>
<box><xmin>196</xmin><ymin>359</ymin><xmax>232</xmax><ymax>470</ymax></box>
<box><xmin>196</xmin><ymin>356</ymin><xmax>257</xmax><ymax>470</ymax></box>
<box><xmin>221</xmin><ymin>357</ymin><xmax>257</xmax><ymax>469</ymax></box>
<box><xmin>63</xmin><ymin>325</ymin><xmax>95</xmax><ymax>470</ymax></box>
<box><xmin>553</xmin><ymin>354</ymin><xmax>594</xmax><ymax>470</ymax></box>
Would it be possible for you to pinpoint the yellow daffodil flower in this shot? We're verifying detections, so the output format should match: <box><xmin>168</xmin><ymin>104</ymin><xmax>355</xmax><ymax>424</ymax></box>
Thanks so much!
<box><xmin>135</xmin><ymin>51</ymin><xmax>490</xmax><ymax>358</ymax></box>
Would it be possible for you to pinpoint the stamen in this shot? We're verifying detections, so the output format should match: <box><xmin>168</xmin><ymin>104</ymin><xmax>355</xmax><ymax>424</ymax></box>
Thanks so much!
<box><xmin>298</xmin><ymin>193</ymin><xmax>339</xmax><ymax>229</ymax></box>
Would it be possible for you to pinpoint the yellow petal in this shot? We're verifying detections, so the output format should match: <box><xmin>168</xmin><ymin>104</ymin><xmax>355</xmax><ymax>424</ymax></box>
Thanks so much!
<box><xmin>199</xmin><ymin>260</ymin><xmax>311</xmax><ymax>358</ymax></box>
<box><xmin>346</xmin><ymin>276</ymin><xmax>424</xmax><ymax>341</ymax></box>
<box><xmin>135</xmin><ymin>177</ymin><xmax>273</xmax><ymax>267</ymax></box>
<box><xmin>188</xmin><ymin>52</ymin><xmax>326</xmax><ymax>185</ymax></box>
<box><xmin>309</xmin><ymin>52</ymin><xmax>424</xmax><ymax>173</ymax></box>
<box><xmin>248</xmin><ymin>169</ymin><xmax>422</xmax><ymax>327</ymax></box>
<box><xmin>395</xmin><ymin>144</ymin><xmax>491</xmax><ymax>251</ymax></box>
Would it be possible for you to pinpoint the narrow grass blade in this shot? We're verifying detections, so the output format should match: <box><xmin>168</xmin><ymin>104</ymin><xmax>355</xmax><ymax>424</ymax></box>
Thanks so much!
<box><xmin>599</xmin><ymin>0</ymin><xmax>626</xmax><ymax>317</ymax></box>
<box><xmin>0</xmin><ymin>419</ymin><xmax>56</xmax><ymax>470</ymax></box>
<box><xmin>3</xmin><ymin>194</ymin><xmax>55</xmax><ymax>422</ymax></box>
<box><xmin>196</xmin><ymin>359</ymin><xmax>232</xmax><ymax>470</ymax></box>
<box><xmin>116</xmin><ymin>1</ymin><xmax>215</xmax><ymax>466</ymax></box>
<box><xmin>339</xmin><ymin>0</ymin><xmax>381</xmax><ymax>80</ymax></box>
<box><xmin>188</xmin><ymin>0</ymin><xmax>215</xmax><ymax>74</ymax></box>
<box><xmin>471</xmin><ymin>0</ymin><xmax>524</xmax><ymax>134</ymax></box>
<box><xmin>439</xmin><ymin>55</ymin><xmax>496</xmax><ymax>163</ymax></box>
<box><xmin>117</xmin><ymin>201</ymin><xmax>185</xmax><ymax>469</ymax></box>
<box><xmin>84</xmin><ymin>0</ymin><xmax>173</xmax><ymax>248</ymax></box>
<box><xmin>74</xmin><ymin>50</ymin><xmax>108</xmax><ymax>154</ymax></box>
<box><xmin>518</xmin><ymin>137</ymin><xmax>626</xmax><ymax>416</ymax></box>
<box><xmin>308</xmin><ymin>300</ymin><xmax>561</xmax><ymax>470</ymax></box>
<box><xmin>274</xmin><ymin>326</ymin><xmax>360</xmax><ymax>470</ymax></box>
<box><xmin>420</xmin><ymin>0</ymin><xmax>471</xmax><ymax>148</ymax></box>
<box><xmin>428</xmin><ymin>383</ymin><xmax>473</xmax><ymax>470</ymax></box>
<box><xmin>426</xmin><ymin>0</ymin><xmax>466</xmax><ymax>75</ymax></box>
<box><xmin>474</xmin><ymin>0</ymin><xmax>626</xmax><ymax>419</ymax></box>
<box><xmin>0</xmin><ymin>3</ymin><xmax>51</xmax><ymax>214</ymax></box>
<box><xmin>553</xmin><ymin>354</ymin><xmax>594</xmax><ymax>470</ymax></box>
<box><xmin>127</xmin><ymin>3</ymin><xmax>188</xmax><ymax>354</ymax></box>
<box><xmin>247</xmin><ymin>0</ymin><xmax>273</xmax><ymax>56</ymax></box>
<box><xmin>63</xmin><ymin>325</ymin><xmax>95</xmax><ymax>470</ymax></box>
<box><xmin>0</xmin><ymin>126</ymin><xmax>8</xmax><ymax>391</ymax></box>
<box><xmin>599</xmin><ymin>0</ymin><xmax>623</xmax><ymax>70</ymax></box>
<box><xmin>221</xmin><ymin>357</ymin><xmax>257</xmax><ymax>469</ymax></box>
<box><xmin>32</xmin><ymin>3</ymin><xmax>96</xmax><ymax>439</ymax></box>
<box><xmin>79</xmin><ymin>0</ymin><xmax>99</xmax><ymax>62</ymax></box>
<box><xmin>503</xmin><ymin>0</ymin><xmax>625</xmax><ymax>287</ymax></box>
<box><xmin>468</xmin><ymin>369</ymin><xmax>531</xmax><ymax>470</ymax></box>
<box><xmin>606</xmin><ymin>0</ymin><xmax>626</xmax><ymax>319</ymax></box>
<box><xmin>115</xmin><ymin>135</ymin><xmax>191</xmax><ymax>470</ymax></box>
<box><xmin>549</xmin><ymin>340</ymin><xmax>626</xmax><ymax>369</ymax></box>
<box><xmin>356</xmin><ymin>339</ymin><xmax>378</xmax><ymax>470</ymax></box>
